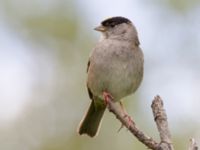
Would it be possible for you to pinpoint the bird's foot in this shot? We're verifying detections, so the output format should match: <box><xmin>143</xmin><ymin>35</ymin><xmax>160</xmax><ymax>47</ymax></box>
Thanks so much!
<box><xmin>117</xmin><ymin>124</ymin><xmax>124</xmax><ymax>132</ymax></box>
<box><xmin>119</xmin><ymin>101</ymin><xmax>134</xmax><ymax>129</ymax></box>
<box><xmin>123</xmin><ymin>114</ymin><xmax>134</xmax><ymax>129</ymax></box>
<box><xmin>103</xmin><ymin>91</ymin><xmax>113</xmax><ymax>105</ymax></box>
<box><xmin>117</xmin><ymin>114</ymin><xmax>134</xmax><ymax>132</ymax></box>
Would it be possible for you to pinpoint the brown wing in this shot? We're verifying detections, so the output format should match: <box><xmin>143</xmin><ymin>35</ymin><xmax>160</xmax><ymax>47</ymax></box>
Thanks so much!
<box><xmin>86</xmin><ymin>59</ymin><xmax>93</xmax><ymax>100</ymax></box>
<box><xmin>87</xmin><ymin>60</ymin><xmax>90</xmax><ymax>73</ymax></box>
<box><xmin>87</xmin><ymin>85</ymin><xmax>93</xmax><ymax>100</ymax></box>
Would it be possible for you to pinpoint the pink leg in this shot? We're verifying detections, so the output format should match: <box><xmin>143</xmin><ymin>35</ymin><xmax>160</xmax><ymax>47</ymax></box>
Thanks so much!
<box><xmin>103</xmin><ymin>91</ymin><xmax>113</xmax><ymax>105</ymax></box>
<box><xmin>119</xmin><ymin>102</ymin><xmax>134</xmax><ymax>129</ymax></box>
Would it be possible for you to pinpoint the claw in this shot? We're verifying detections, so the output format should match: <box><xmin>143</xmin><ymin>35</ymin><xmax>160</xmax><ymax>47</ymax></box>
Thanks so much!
<box><xmin>124</xmin><ymin>114</ymin><xmax>134</xmax><ymax>129</ymax></box>
<box><xmin>117</xmin><ymin>114</ymin><xmax>134</xmax><ymax>132</ymax></box>
<box><xmin>117</xmin><ymin>123</ymin><xmax>124</xmax><ymax>132</ymax></box>
<box><xmin>119</xmin><ymin>102</ymin><xmax>134</xmax><ymax>129</ymax></box>
<box><xmin>103</xmin><ymin>91</ymin><xmax>113</xmax><ymax>105</ymax></box>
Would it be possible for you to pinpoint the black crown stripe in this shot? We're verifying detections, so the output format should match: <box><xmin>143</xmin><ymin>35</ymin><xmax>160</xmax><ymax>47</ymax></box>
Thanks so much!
<box><xmin>101</xmin><ymin>16</ymin><xmax>131</xmax><ymax>27</ymax></box>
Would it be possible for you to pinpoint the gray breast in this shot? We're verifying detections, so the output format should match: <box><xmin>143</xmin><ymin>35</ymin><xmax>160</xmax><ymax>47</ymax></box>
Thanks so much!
<box><xmin>87</xmin><ymin>39</ymin><xmax>143</xmax><ymax>101</ymax></box>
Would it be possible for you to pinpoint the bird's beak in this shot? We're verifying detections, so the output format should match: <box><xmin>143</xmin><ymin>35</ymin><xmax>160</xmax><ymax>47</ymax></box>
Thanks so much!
<box><xmin>94</xmin><ymin>25</ymin><xmax>107</xmax><ymax>32</ymax></box>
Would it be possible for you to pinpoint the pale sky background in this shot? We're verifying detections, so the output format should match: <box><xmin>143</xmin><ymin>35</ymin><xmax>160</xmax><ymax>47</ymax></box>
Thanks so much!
<box><xmin>0</xmin><ymin>1</ymin><xmax>200</xmax><ymax>150</ymax></box>
<box><xmin>0</xmin><ymin>0</ymin><xmax>200</xmax><ymax>146</ymax></box>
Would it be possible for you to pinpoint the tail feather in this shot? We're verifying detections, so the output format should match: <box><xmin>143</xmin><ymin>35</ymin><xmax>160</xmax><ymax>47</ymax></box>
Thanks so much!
<box><xmin>78</xmin><ymin>100</ymin><xmax>106</xmax><ymax>137</ymax></box>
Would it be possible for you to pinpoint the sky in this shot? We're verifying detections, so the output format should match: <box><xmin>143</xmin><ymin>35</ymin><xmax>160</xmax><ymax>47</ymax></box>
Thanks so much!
<box><xmin>0</xmin><ymin>24</ymin><xmax>32</xmax><ymax>121</ymax></box>
<box><xmin>0</xmin><ymin>0</ymin><xmax>200</xmax><ymax>126</ymax></box>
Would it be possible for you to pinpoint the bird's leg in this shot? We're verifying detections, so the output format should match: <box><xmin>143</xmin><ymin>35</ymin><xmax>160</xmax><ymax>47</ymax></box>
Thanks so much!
<box><xmin>103</xmin><ymin>91</ymin><xmax>114</xmax><ymax>105</ymax></box>
<box><xmin>119</xmin><ymin>101</ymin><xmax>134</xmax><ymax>129</ymax></box>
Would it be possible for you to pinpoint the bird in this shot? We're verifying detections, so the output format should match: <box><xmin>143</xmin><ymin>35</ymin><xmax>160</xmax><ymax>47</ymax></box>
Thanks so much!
<box><xmin>78</xmin><ymin>16</ymin><xmax>144</xmax><ymax>137</ymax></box>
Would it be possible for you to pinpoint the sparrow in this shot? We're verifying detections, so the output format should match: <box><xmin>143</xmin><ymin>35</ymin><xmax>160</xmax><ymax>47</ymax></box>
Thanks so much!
<box><xmin>78</xmin><ymin>16</ymin><xmax>144</xmax><ymax>137</ymax></box>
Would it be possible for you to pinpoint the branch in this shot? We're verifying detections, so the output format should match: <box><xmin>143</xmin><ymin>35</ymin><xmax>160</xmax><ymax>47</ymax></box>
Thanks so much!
<box><xmin>188</xmin><ymin>138</ymin><xmax>198</xmax><ymax>150</ymax></box>
<box><xmin>151</xmin><ymin>95</ymin><xmax>174</xmax><ymax>150</ymax></box>
<box><xmin>106</xmin><ymin>95</ymin><xmax>198</xmax><ymax>150</ymax></box>
<box><xmin>106</xmin><ymin>96</ymin><xmax>159</xmax><ymax>149</ymax></box>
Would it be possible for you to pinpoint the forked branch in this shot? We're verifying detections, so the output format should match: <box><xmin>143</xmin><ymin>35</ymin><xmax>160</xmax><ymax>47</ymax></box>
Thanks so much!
<box><xmin>106</xmin><ymin>95</ymin><xmax>198</xmax><ymax>150</ymax></box>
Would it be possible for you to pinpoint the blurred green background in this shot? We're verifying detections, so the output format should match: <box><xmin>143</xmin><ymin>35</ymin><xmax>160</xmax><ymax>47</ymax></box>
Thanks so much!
<box><xmin>0</xmin><ymin>0</ymin><xmax>200</xmax><ymax>150</ymax></box>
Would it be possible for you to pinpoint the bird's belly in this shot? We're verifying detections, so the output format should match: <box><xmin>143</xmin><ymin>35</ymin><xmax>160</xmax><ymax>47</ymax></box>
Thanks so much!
<box><xmin>88</xmin><ymin>58</ymin><xmax>141</xmax><ymax>101</ymax></box>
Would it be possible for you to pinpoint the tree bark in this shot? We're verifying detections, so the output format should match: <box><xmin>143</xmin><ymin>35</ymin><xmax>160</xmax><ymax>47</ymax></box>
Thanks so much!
<box><xmin>106</xmin><ymin>95</ymin><xmax>198</xmax><ymax>150</ymax></box>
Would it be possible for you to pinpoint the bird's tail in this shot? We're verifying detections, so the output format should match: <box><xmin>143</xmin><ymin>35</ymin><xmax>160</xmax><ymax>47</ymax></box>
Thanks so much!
<box><xmin>78</xmin><ymin>100</ymin><xmax>106</xmax><ymax>137</ymax></box>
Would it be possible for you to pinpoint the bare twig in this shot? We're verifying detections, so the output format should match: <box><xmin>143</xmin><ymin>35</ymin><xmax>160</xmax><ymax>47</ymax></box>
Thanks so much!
<box><xmin>106</xmin><ymin>97</ymin><xmax>159</xmax><ymax>149</ymax></box>
<box><xmin>151</xmin><ymin>95</ymin><xmax>174</xmax><ymax>150</ymax></box>
<box><xmin>189</xmin><ymin>138</ymin><xmax>198</xmax><ymax>150</ymax></box>
<box><xmin>106</xmin><ymin>95</ymin><xmax>198</xmax><ymax>150</ymax></box>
